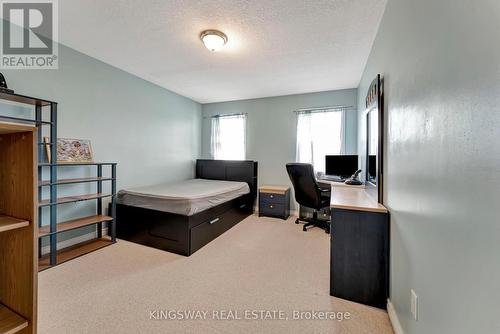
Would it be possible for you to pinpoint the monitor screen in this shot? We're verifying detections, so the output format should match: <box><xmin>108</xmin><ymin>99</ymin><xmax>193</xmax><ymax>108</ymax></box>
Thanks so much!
<box><xmin>368</xmin><ymin>155</ymin><xmax>377</xmax><ymax>182</ymax></box>
<box><xmin>325</xmin><ymin>155</ymin><xmax>358</xmax><ymax>178</ymax></box>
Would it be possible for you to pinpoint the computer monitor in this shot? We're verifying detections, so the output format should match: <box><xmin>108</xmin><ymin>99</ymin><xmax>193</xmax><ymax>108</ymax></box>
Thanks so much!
<box><xmin>325</xmin><ymin>155</ymin><xmax>358</xmax><ymax>178</ymax></box>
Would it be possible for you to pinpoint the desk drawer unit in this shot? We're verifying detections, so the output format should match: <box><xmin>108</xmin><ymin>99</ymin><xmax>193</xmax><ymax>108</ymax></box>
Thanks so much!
<box><xmin>330</xmin><ymin>208</ymin><xmax>390</xmax><ymax>309</ymax></box>
<box><xmin>258</xmin><ymin>185</ymin><xmax>290</xmax><ymax>220</ymax></box>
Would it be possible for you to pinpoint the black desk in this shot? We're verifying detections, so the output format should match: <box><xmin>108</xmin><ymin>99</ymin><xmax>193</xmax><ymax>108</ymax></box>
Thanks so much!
<box><xmin>329</xmin><ymin>187</ymin><xmax>389</xmax><ymax>309</ymax></box>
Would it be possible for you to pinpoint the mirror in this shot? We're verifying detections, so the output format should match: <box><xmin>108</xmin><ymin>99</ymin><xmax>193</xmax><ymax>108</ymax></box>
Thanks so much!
<box><xmin>364</xmin><ymin>74</ymin><xmax>383</xmax><ymax>203</ymax></box>
<box><xmin>367</xmin><ymin>108</ymin><xmax>378</xmax><ymax>185</ymax></box>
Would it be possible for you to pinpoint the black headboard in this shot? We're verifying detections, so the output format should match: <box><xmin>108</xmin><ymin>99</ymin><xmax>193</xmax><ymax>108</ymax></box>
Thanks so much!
<box><xmin>196</xmin><ymin>159</ymin><xmax>258</xmax><ymax>197</ymax></box>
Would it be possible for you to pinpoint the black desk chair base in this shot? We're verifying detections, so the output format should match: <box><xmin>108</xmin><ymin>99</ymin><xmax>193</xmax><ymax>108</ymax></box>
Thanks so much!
<box><xmin>295</xmin><ymin>212</ymin><xmax>331</xmax><ymax>234</ymax></box>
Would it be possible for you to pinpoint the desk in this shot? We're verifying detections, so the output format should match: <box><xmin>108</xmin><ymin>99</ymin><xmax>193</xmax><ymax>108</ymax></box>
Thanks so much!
<box><xmin>330</xmin><ymin>187</ymin><xmax>386</xmax><ymax>212</ymax></box>
<box><xmin>317</xmin><ymin>179</ymin><xmax>365</xmax><ymax>189</ymax></box>
<box><xmin>329</xmin><ymin>187</ymin><xmax>389</xmax><ymax>309</ymax></box>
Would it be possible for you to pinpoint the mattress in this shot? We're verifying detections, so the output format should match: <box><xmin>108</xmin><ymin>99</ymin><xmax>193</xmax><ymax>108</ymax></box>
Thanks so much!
<box><xmin>117</xmin><ymin>178</ymin><xmax>250</xmax><ymax>216</ymax></box>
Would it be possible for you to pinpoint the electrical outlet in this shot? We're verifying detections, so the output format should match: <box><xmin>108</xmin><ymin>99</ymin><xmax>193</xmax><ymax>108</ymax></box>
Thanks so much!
<box><xmin>411</xmin><ymin>289</ymin><xmax>418</xmax><ymax>321</ymax></box>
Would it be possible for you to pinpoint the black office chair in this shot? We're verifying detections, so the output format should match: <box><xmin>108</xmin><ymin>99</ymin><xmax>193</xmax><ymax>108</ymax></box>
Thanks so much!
<box><xmin>286</xmin><ymin>163</ymin><xmax>331</xmax><ymax>233</ymax></box>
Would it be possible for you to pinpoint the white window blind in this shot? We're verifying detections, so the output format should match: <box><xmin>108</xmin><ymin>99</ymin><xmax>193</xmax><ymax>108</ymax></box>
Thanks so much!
<box><xmin>211</xmin><ymin>113</ymin><xmax>247</xmax><ymax>160</ymax></box>
<box><xmin>296</xmin><ymin>107</ymin><xmax>346</xmax><ymax>174</ymax></box>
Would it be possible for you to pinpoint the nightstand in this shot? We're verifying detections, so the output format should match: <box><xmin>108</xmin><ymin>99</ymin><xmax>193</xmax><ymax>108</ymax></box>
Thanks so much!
<box><xmin>258</xmin><ymin>185</ymin><xmax>290</xmax><ymax>220</ymax></box>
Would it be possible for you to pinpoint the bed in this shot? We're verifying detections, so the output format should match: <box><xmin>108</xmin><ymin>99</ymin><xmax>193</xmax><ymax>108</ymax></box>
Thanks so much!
<box><xmin>115</xmin><ymin>160</ymin><xmax>258</xmax><ymax>256</ymax></box>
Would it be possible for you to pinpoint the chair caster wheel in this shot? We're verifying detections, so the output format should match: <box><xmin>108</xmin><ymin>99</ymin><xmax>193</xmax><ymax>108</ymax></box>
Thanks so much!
<box><xmin>295</xmin><ymin>219</ymin><xmax>300</xmax><ymax>224</ymax></box>
<box><xmin>303</xmin><ymin>226</ymin><xmax>307</xmax><ymax>232</ymax></box>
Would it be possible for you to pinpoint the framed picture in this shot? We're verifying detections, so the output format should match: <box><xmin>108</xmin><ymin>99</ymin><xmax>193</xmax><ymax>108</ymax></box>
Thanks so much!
<box><xmin>56</xmin><ymin>138</ymin><xmax>94</xmax><ymax>163</ymax></box>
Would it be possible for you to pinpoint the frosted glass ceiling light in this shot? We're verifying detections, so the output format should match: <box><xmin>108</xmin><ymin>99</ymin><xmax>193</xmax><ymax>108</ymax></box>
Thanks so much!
<box><xmin>200</xmin><ymin>30</ymin><xmax>228</xmax><ymax>52</ymax></box>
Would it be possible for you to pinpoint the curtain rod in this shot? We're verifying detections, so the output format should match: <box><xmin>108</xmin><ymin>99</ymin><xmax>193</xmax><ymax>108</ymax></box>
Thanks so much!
<box><xmin>208</xmin><ymin>112</ymin><xmax>248</xmax><ymax>119</ymax></box>
<box><xmin>294</xmin><ymin>105</ymin><xmax>354</xmax><ymax>113</ymax></box>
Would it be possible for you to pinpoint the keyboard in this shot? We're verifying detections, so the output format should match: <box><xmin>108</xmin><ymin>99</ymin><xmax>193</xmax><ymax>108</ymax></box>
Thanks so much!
<box><xmin>319</xmin><ymin>175</ymin><xmax>345</xmax><ymax>182</ymax></box>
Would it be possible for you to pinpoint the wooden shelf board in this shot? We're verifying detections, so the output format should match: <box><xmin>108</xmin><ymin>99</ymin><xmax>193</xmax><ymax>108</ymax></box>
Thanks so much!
<box><xmin>39</xmin><ymin>237</ymin><xmax>113</xmax><ymax>271</ymax></box>
<box><xmin>0</xmin><ymin>303</ymin><xmax>28</xmax><ymax>334</ymax></box>
<box><xmin>259</xmin><ymin>185</ymin><xmax>290</xmax><ymax>194</ymax></box>
<box><xmin>0</xmin><ymin>122</ymin><xmax>36</xmax><ymax>135</ymax></box>
<box><xmin>38</xmin><ymin>162</ymin><xmax>117</xmax><ymax>167</ymax></box>
<box><xmin>0</xmin><ymin>91</ymin><xmax>53</xmax><ymax>106</ymax></box>
<box><xmin>39</xmin><ymin>176</ymin><xmax>113</xmax><ymax>186</ymax></box>
<box><xmin>39</xmin><ymin>193</ymin><xmax>112</xmax><ymax>206</ymax></box>
<box><xmin>0</xmin><ymin>215</ymin><xmax>29</xmax><ymax>233</ymax></box>
<box><xmin>39</xmin><ymin>215</ymin><xmax>113</xmax><ymax>237</ymax></box>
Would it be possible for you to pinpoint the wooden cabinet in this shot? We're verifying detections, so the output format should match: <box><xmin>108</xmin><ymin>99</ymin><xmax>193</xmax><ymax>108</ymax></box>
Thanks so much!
<box><xmin>258</xmin><ymin>186</ymin><xmax>290</xmax><ymax>220</ymax></box>
<box><xmin>0</xmin><ymin>122</ymin><xmax>37</xmax><ymax>334</ymax></box>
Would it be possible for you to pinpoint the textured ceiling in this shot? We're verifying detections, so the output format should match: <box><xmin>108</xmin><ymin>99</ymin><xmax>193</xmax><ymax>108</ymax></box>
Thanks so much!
<box><xmin>59</xmin><ymin>0</ymin><xmax>387</xmax><ymax>103</ymax></box>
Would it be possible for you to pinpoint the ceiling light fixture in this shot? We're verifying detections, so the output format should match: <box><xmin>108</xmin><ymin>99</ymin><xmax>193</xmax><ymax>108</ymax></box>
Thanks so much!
<box><xmin>200</xmin><ymin>30</ymin><xmax>228</xmax><ymax>52</ymax></box>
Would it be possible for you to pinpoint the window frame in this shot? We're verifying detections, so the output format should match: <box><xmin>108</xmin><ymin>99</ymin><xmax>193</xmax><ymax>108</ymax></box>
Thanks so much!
<box><xmin>295</xmin><ymin>107</ymin><xmax>347</xmax><ymax>174</ymax></box>
<box><xmin>210</xmin><ymin>113</ymin><xmax>247</xmax><ymax>160</ymax></box>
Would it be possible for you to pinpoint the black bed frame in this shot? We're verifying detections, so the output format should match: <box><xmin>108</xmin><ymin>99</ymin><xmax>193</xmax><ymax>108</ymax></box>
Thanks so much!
<box><xmin>116</xmin><ymin>159</ymin><xmax>258</xmax><ymax>256</ymax></box>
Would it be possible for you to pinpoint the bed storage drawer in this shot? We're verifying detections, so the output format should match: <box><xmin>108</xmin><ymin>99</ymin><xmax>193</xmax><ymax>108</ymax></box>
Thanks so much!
<box><xmin>190</xmin><ymin>206</ymin><xmax>247</xmax><ymax>254</ymax></box>
<box><xmin>116</xmin><ymin>204</ymin><xmax>191</xmax><ymax>255</ymax></box>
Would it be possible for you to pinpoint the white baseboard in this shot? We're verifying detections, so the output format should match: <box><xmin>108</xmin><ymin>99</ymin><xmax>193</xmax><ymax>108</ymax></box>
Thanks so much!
<box><xmin>41</xmin><ymin>227</ymin><xmax>108</xmax><ymax>255</ymax></box>
<box><xmin>387</xmin><ymin>299</ymin><xmax>404</xmax><ymax>334</ymax></box>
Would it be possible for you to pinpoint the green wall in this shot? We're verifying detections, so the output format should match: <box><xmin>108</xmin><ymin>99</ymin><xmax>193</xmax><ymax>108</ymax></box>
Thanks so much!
<box><xmin>202</xmin><ymin>89</ymin><xmax>358</xmax><ymax>209</ymax></box>
<box><xmin>358</xmin><ymin>0</ymin><xmax>500</xmax><ymax>332</ymax></box>
<box><xmin>1</xmin><ymin>43</ymin><xmax>202</xmax><ymax>243</ymax></box>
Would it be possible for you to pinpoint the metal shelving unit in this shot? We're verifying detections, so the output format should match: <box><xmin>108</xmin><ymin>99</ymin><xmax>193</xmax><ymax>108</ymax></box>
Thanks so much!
<box><xmin>0</xmin><ymin>91</ymin><xmax>117</xmax><ymax>272</ymax></box>
<box><xmin>38</xmin><ymin>162</ymin><xmax>117</xmax><ymax>271</ymax></box>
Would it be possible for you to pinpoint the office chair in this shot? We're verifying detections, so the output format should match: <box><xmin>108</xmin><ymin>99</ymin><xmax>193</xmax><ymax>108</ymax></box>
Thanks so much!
<box><xmin>286</xmin><ymin>163</ymin><xmax>331</xmax><ymax>233</ymax></box>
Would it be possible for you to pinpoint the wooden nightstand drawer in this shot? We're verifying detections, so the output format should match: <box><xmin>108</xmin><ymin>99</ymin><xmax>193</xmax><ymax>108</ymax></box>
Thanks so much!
<box><xmin>259</xmin><ymin>202</ymin><xmax>285</xmax><ymax>217</ymax></box>
<box><xmin>259</xmin><ymin>192</ymin><xmax>285</xmax><ymax>204</ymax></box>
<box><xmin>258</xmin><ymin>185</ymin><xmax>290</xmax><ymax>220</ymax></box>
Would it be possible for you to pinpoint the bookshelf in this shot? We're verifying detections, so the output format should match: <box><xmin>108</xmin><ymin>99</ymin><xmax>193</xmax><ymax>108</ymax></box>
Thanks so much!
<box><xmin>0</xmin><ymin>122</ymin><xmax>37</xmax><ymax>334</ymax></box>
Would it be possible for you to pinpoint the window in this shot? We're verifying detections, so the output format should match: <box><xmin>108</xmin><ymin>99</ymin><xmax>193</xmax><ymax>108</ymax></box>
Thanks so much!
<box><xmin>211</xmin><ymin>113</ymin><xmax>247</xmax><ymax>160</ymax></box>
<box><xmin>296</xmin><ymin>108</ymin><xmax>345</xmax><ymax>174</ymax></box>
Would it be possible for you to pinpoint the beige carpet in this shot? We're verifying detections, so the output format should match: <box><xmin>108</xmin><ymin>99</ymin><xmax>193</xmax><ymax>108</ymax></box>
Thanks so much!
<box><xmin>38</xmin><ymin>215</ymin><xmax>394</xmax><ymax>334</ymax></box>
